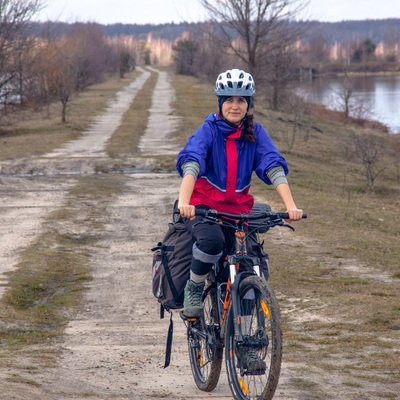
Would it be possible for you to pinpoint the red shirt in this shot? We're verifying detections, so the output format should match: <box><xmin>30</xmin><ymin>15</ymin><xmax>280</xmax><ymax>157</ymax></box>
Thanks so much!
<box><xmin>190</xmin><ymin>126</ymin><xmax>254</xmax><ymax>213</ymax></box>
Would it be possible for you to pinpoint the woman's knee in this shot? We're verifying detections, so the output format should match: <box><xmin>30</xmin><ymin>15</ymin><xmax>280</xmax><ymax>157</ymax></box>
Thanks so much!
<box><xmin>196</xmin><ymin>235</ymin><xmax>224</xmax><ymax>255</ymax></box>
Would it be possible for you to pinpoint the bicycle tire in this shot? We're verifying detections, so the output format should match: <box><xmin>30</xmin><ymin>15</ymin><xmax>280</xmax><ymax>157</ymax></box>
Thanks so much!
<box><xmin>187</xmin><ymin>279</ymin><xmax>223</xmax><ymax>391</ymax></box>
<box><xmin>225</xmin><ymin>276</ymin><xmax>282</xmax><ymax>400</ymax></box>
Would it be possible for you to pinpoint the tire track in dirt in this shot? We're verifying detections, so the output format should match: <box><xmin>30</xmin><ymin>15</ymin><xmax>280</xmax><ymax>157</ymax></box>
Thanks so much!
<box><xmin>138</xmin><ymin>66</ymin><xmax>180</xmax><ymax>156</ymax></box>
<box><xmin>45</xmin><ymin>67</ymin><xmax>151</xmax><ymax>159</ymax></box>
<box><xmin>0</xmin><ymin>68</ymin><xmax>152</xmax><ymax>300</ymax></box>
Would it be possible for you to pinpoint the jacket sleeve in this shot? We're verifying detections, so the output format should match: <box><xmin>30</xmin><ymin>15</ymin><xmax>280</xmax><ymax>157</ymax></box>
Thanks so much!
<box><xmin>254</xmin><ymin>124</ymin><xmax>289</xmax><ymax>185</ymax></box>
<box><xmin>176</xmin><ymin>116</ymin><xmax>214</xmax><ymax>177</ymax></box>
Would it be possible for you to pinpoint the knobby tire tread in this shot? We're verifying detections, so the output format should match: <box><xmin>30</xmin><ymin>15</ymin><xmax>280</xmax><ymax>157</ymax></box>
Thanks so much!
<box><xmin>187</xmin><ymin>282</ymin><xmax>223</xmax><ymax>391</ymax></box>
<box><xmin>225</xmin><ymin>276</ymin><xmax>282</xmax><ymax>400</ymax></box>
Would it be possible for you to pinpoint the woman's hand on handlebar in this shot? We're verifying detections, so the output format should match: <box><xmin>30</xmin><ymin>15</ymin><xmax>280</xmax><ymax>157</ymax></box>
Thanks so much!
<box><xmin>286</xmin><ymin>207</ymin><xmax>304</xmax><ymax>222</ymax></box>
<box><xmin>178</xmin><ymin>202</ymin><xmax>196</xmax><ymax>219</ymax></box>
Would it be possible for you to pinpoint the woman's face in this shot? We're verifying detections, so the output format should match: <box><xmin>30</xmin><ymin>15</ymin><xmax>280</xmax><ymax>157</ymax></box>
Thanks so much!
<box><xmin>221</xmin><ymin>96</ymin><xmax>248</xmax><ymax>125</ymax></box>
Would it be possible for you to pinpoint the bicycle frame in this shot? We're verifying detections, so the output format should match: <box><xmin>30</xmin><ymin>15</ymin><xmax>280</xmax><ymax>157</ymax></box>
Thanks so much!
<box><xmin>214</xmin><ymin>218</ymin><xmax>264</xmax><ymax>341</ymax></box>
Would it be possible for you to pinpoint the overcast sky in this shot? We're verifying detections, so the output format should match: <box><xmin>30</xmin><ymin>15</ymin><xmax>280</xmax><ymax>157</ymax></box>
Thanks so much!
<box><xmin>36</xmin><ymin>0</ymin><xmax>400</xmax><ymax>25</ymax></box>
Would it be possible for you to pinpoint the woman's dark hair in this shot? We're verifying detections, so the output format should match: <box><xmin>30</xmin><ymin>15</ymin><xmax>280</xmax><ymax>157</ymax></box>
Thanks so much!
<box><xmin>243</xmin><ymin>113</ymin><xmax>255</xmax><ymax>142</ymax></box>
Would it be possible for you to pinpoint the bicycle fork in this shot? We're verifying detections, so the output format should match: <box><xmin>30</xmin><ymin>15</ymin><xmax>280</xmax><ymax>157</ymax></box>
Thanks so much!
<box><xmin>224</xmin><ymin>255</ymin><xmax>261</xmax><ymax>342</ymax></box>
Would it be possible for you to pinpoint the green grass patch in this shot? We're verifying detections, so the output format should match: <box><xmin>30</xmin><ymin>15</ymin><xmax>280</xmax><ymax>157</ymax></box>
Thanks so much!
<box><xmin>6</xmin><ymin>374</ymin><xmax>41</xmax><ymax>387</ymax></box>
<box><xmin>106</xmin><ymin>68</ymin><xmax>158</xmax><ymax>157</ymax></box>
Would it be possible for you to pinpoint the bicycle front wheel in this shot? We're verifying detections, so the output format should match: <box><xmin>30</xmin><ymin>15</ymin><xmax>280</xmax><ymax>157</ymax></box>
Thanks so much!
<box><xmin>187</xmin><ymin>281</ymin><xmax>223</xmax><ymax>391</ymax></box>
<box><xmin>225</xmin><ymin>276</ymin><xmax>282</xmax><ymax>400</ymax></box>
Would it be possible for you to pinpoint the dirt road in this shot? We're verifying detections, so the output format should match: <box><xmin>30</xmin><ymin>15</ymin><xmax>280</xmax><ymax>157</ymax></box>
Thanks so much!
<box><xmin>0</xmin><ymin>66</ymin><xmax>234</xmax><ymax>400</ymax></box>
<box><xmin>1</xmin><ymin>67</ymin><xmax>397</xmax><ymax>400</ymax></box>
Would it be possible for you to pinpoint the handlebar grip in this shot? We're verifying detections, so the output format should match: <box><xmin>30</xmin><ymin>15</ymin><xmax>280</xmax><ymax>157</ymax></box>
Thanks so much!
<box><xmin>194</xmin><ymin>209</ymin><xmax>210</xmax><ymax>217</ymax></box>
<box><xmin>278</xmin><ymin>213</ymin><xmax>308</xmax><ymax>219</ymax></box>
<box><xmin>278</xmin><ymin>212</ymin><xmax>289</xmax><ymax>220</ymax></box>
<box><xmin>173</xmin><ymin>208</ymin><xmax>211</xmax><ymax>217</ymax></box>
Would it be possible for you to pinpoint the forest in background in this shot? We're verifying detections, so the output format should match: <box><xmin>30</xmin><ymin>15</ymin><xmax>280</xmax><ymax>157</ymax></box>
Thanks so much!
<box><xmin>2</xmin><ymin>0</ymin><xmax>400</xmax><ymax>131</ymax></box>
<box><xmin>31</xmin><ymin>18</ymin><xmax>400</xmax><ymax>44</ymax></box>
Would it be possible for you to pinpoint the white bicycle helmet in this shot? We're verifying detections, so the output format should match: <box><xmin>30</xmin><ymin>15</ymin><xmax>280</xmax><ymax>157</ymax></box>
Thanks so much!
<box><xmin>214</xmin><ymin>68</ymin><xmax>256</xmax><ymax>97</ymax></box>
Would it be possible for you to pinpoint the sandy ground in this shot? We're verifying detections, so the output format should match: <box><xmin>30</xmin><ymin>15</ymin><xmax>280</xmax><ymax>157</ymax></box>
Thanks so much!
<box><xmin>0</xmin><ymin>67</ymin><xmax>398</xmax><ymax>400</ymax></box>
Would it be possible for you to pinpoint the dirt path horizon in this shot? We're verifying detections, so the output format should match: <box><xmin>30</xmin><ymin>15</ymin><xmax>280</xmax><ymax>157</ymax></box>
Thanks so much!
<box><xmin>0</xmin><ymin>66</ymin><xmax>398</xmax><ymax>400</ymax></box>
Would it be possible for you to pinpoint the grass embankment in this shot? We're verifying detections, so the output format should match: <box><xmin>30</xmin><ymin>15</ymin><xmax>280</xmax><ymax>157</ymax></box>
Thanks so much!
<box><xmin>171</xmin><ymin>73</ymin><xmax>400</xmax><ymax>398</ymax></box>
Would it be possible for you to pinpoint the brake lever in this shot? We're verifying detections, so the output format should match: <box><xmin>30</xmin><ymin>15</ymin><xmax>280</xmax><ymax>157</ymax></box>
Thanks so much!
<box><xmin>269</xmin><ymin>217</ymin><xmax>295</xmax><ymax>231</ymax></box>
<box><xmin>194</xmin><ymin>215</ymin><xmax>219</xmax><ymax>227</ymax></box>
<box><xmin>282</xmin><ymin>222</ymin><xmax>295</xmax><ymax>231</ymax></box>
<box><xmin>282</xmin><ymin>223</ymin><xmax>295</xmax><ymax>232</ymax></box>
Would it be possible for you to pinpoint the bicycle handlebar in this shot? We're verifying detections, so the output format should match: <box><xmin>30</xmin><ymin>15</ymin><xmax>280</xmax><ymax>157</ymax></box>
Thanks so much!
<box><xmin>173</xmin><ymin>207</ymin><xmax>307</xmax><ymax>226</ymax></box>
<box><xmin>193</xmin><ymin>208</ymin><xmax>307</xmax><ymax>221</ymax></box>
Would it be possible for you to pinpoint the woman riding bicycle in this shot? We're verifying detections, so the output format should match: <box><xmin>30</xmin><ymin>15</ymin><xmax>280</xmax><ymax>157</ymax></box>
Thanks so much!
<box><xmin>176</xmin><ymin>68</ymin><xmax>303</xmax><ymax>319</ymax></box>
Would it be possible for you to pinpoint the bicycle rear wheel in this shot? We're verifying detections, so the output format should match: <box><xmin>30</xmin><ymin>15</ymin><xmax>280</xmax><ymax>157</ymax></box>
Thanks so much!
<box><xmin>225</xmin><ymin>276</ymin><xmax>282</xmax><ymax>400</ymax></box>
<box><xmin>187</xmin><ymin>280</ymin><xmax>223</xmax><ymax>391</ymax></box>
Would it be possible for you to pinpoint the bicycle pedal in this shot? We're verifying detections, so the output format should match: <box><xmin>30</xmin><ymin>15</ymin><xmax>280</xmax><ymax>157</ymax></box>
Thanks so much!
<box><xmin>179</xmin><ymin>311</ymin><xmax>198</xmax><ymax>322</ymax></box>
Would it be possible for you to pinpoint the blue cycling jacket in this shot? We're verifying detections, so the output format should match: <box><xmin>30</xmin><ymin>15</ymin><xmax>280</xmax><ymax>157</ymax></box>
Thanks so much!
<box><xmin>176</xmin><ymin>112</ymin><xmax>288</xmax><ymax>193</ymax></box>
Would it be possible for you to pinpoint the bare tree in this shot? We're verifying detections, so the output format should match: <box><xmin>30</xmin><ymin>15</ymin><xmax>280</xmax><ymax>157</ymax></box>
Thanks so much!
<box><xmin>274</xmin><ymin>93</ymin><xmax>311</xmax><ymax>152</ymax></box>
<box><xmin>172</xmin><ymin>37</ymin><xmax>199</xmax><ymax>75</ymax></box>
<box><xmin>66</xmin><ymin>23</ymin><xmax>112</xmax><ymax>91</ymax></box>
<box><xmin>333</xmin><ymin>73</ymin><xmax>372</xmax><ymax>122</ymax></box>
<box><xmin>303</xmin><ymin>29</ymin><xmax>330</xmax><ymax>70</ymax></box>
<box><xmin>383</xmin><ymin>28</ymin><xmax>400</xmax><ymax>62</ymax></box>
<box><xmin>31</xmin><ymin>23</ymin><xmax>113</xmax><ymax>123</ymax></box>
<box><xmin>0</xmin><ymin>0</ymin><xmax>45</xmax><ymax>118</ymax></box>
<box><xmin>261</xmin><ymin>30</ymin><xmax>301</xmax><ymax>109</ymax></box>
<box><xmin>335</xmin><ymin>75</ymin><xmax>354</xmax><ymax>118</ymax></box>
<box><xmin>105</xmin><ymin>36</ymin><xmax>137</xmax><ymax>77</ymax></box>
<box><xmin>199</xmin><ymin>0</ymin><xmax>308</xmax><ymax>71</ymax></box>
<box><xmin>352</xmin><ymin>134</ymin><xmax>386</xmax><ymax>190</ymax></box>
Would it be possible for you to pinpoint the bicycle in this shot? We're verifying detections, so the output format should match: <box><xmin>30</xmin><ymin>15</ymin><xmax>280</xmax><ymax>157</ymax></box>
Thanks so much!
<box><xmin>176</xmin><ymin>204</ymin><xmax>307</xmax><ymax>400</ymax></box>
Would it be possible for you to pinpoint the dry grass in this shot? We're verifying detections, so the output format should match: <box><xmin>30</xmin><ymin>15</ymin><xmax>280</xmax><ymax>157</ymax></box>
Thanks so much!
<box><xmin>0</xmin><ymin>66</ymin><xmax>399</xmax><ymax>397</ymax></box>
<box><xmin>170</xmin><ymin>72</ymin><xmax>216</xmax><ymax>146</ymax></box>
<box><xmin>106</xmin><ymin>69</ymin><xmax>158</xmax><ymax>157</ymax></box>
<box><xmin>0</xmin><ymin>70</ymin><xmax>139</xmax><ymax>160</ymax></box>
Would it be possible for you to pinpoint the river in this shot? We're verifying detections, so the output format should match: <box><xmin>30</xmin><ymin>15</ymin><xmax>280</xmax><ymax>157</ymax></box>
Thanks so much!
<box><xmin>296</xmin><ymin>74</ymin><xmax>400</xmax><ymax>134</ymax></box>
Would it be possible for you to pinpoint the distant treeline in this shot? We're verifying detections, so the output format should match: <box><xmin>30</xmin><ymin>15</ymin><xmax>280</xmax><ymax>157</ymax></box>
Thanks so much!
<box><xmin>31</xmin><ymin>21</ymin><xmax>194</xmax><ymax>42</ymax></box>
<box><xmin>304</xmin><ymin>18</ymin><xmax>400</xmax><ymax>45</ymax></box>
<box><xmin>31</xmin><ymin>18</ymin><xmax>400</xmax><ymax>44</ymax></box>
